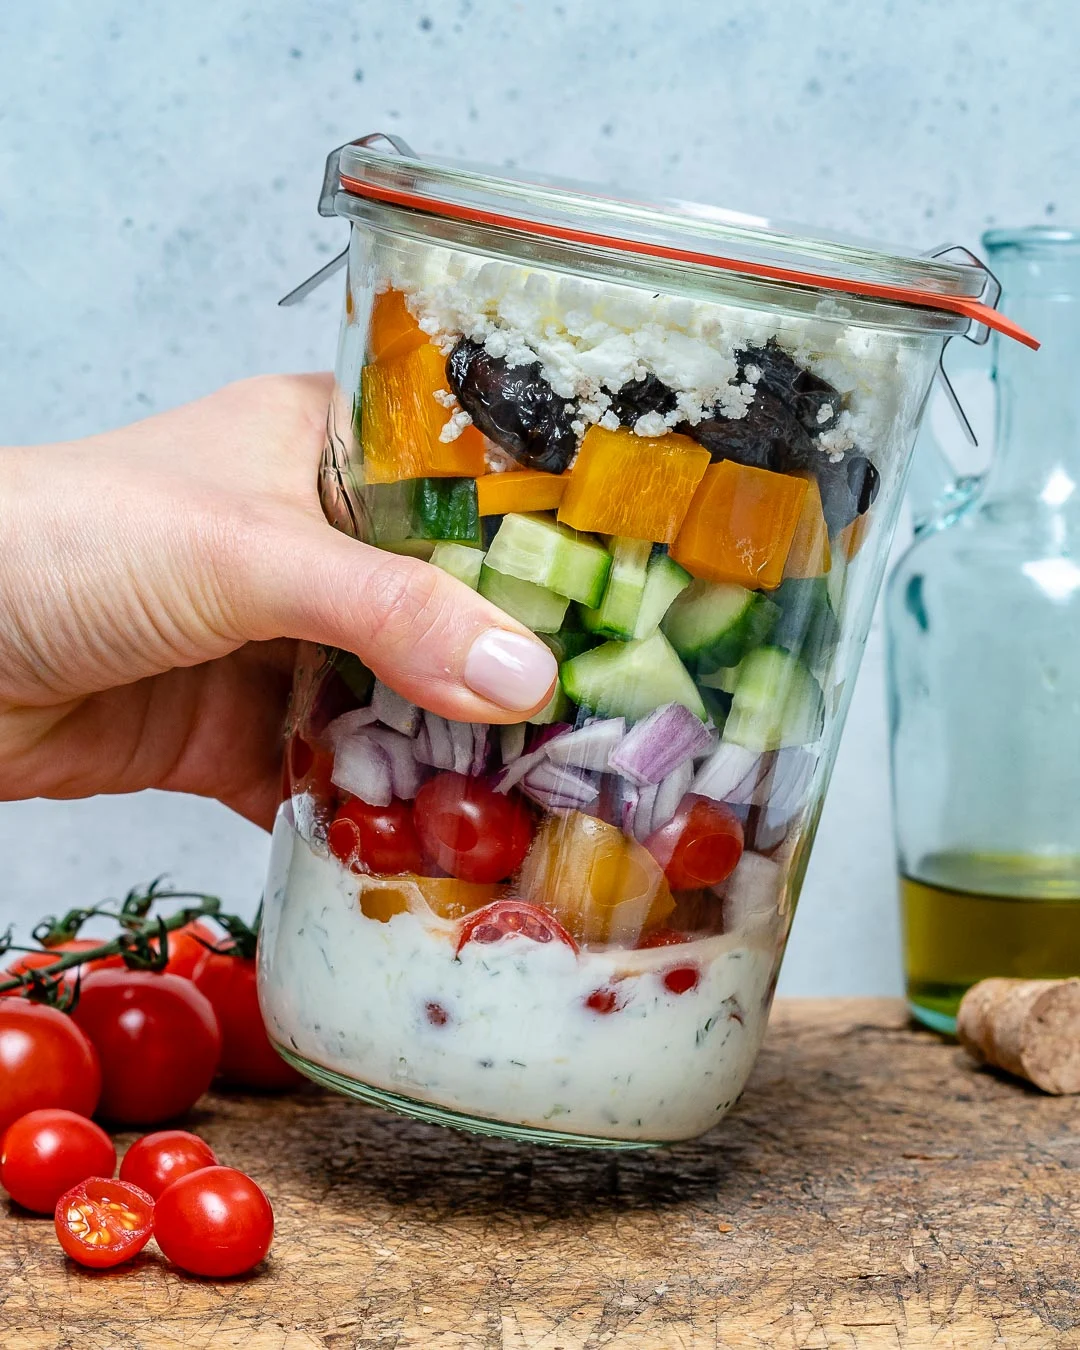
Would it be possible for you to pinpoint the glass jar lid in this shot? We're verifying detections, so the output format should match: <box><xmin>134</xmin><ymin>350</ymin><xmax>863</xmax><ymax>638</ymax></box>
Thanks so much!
<box><xmin>327</xmin><ymin>134</ymin><xmax>1035</xmax><ymax>349</ymax></box>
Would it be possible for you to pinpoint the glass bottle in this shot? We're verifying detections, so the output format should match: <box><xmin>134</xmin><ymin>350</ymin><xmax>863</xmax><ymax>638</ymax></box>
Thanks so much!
<box><xmin>887</xmin><ymin>226</ymin><xmax>1080</xmax><ymax>1033</ymax></box>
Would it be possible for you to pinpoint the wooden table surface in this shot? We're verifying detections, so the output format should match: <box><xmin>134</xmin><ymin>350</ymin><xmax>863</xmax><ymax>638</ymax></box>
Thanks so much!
<box><xmin>2</xmin><ymin>998</ymin><xmax>1078</xmax><ymax>1350</ymax></box>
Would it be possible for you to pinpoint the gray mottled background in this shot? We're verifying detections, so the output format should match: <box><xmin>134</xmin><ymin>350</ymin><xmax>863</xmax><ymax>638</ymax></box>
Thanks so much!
<box><xmin>1</xmin><ymin>0</ymin><xmax>1078</xmax><ymax>991</ymax></box>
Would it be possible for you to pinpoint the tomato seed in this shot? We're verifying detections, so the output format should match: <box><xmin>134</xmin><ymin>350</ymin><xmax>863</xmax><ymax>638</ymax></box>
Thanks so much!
<box><xmin>425</xmin><ymin>1002</ymin><xmax>449</xmax><ymax>1027</ymax></box>
<box><xmin>585</xmin><ymin>988</ymin><xmax>623</xmax><ymax>1015</ymax></box>
<box><xmin>662</xmin><ymin>966</ymin><xmax>700</xmax><ymax>996</ymax></box>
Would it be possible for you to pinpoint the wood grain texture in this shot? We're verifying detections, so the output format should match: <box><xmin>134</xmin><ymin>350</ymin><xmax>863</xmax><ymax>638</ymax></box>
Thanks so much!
<box><xmin>2</xmin><ymin>999</ymin><xmax>1078</xmax><ymax>1350</ymax></box>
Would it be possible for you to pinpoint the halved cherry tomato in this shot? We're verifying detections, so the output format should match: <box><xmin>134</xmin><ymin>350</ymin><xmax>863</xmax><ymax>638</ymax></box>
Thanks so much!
<box><xmin>415</xmin><ymin>773</ymin><xmax>533</xmax><ymax>884</ymax></box>
<box><xmin>54</xmin><ymin>1177</ymin><xmax>155</xmax><ymax>1269</ymax></box>
<box><xmin>119</xmin><ymin>1130</ymin><xmax>217</xmax><ymax>1201</ymax></box>
<box><xmin>71</xmin><ymin>971</ymin><xmax>221</xmax><ymax>1126</ymax></box>
<box><xmin>1</xmin><ymin>1109</ymin><xmax>116</xmax><ymax>1214</ymax></box>
<box><xmin>154</xmin><ymin>1166</ymin><xmax>274</xmax><ymax>1278</ymax></box>
<box><xmin>644</xmin><ymin>796</ymin><xmax>744</xmax><ymax>891</ymax></box>
<box><xmin>0</xmin><ymin>1001</ymin><xmax>101</xmax><ymax>1136</ymax></box>
<box><xmin>661</xmin><ymin>966</ymin><xmax>700</xmax><ymax>995</ymax></box>
<box><xmin>191</xmin><ymin>948</ymin><xmax>305</xmax><ymax>1091</ymax></box>
<box><xmin>328</xmin><ymin>797</ymin><xmax>424</xmax><ymax>874</ymax></box>
<box><xmin>456</xmin><ymin>900</ymin><xmax>578</xmax><ymax>956</ymax></box>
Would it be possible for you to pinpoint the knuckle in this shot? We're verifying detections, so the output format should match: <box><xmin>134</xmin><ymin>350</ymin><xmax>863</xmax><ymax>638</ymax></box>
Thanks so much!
<box><xmin>361</xmin><ymin>556</ymin><xmax>453</xmax><ymax>652</ymax></box>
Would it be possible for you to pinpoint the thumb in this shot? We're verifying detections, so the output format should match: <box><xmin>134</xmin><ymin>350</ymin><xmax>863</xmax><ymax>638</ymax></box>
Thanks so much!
<box><xmin>237</xmin><ymin>515</ymin><xmax>559</xmax><ymax>723</ymax></box>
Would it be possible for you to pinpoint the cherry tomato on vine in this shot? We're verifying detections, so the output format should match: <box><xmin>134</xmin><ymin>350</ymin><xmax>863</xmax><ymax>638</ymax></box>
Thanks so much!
<box><xmin>150</xmin><ymin>921</ymin><xmax>218</xmax><ymax>979</ymax></box>
<box><xmin>154</xmin><ymin>1166</ymin><xmax>274</xmax><ymax>1278</ymax></box>
<box><xmin>191</xmin><ymin>949</ymin><xmax>304</xmax><ymax>1091</ymax></box>
<box><xmin>71</xmin><ymin>971</ymin><xmax>221</xmax><ymax>1126</ymax></box>
<box><xmin>119</xmin><ymin>1130</ymin><xmax>217</xmax><ymax>1200</ymax></box>
<box><xmin>2</xmin><ymin>939</ymin><xmax>123</xmax><ymax>999</ymax></box>
<box><xmin>0</xmin><ymin>1002</ymin><xmax>101</xmax><ymax>1136</ymax></box>
<box><xmin>327</xmin><ymin>797</ymin><xmax>424</xmax><ymax>875</ymax></box>
<box><xmin>456</xmin><ymin>900</ymin><xmax>578</xmax><ymax>955</ymax></box>
<box><xmin>54</xmin><ymin>1177</ymin><xmax>155</xmax><ymax>1269</ymax></box>
<box><xmin>1</xmin><ymin>1109</ymin><xmax>116</xmax><ymax>1213</ymax></box>
<box><xmin>414</xmin><ymin>774</ymin><xmax>533</xmax><ymax>884</ymax></box>
<box><xmin>644</xmin><ymin>796</ymin><xmax>744</xmax><ymax>891</ymax></box>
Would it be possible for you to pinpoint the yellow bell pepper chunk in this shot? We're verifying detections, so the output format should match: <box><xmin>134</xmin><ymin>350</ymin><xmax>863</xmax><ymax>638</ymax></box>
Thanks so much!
<box><xmin>672</xmin><ymin>460</ymin><xmax>808</xmax><ymax>591</ymax></box>
<box><xmin>477</xmin><ymin>470</ymin><xmax>570</xmax><ymax>517</ymax></box>
<box><xmin>783</xmin><ymin>474</ymin><xmax>831</xmax><ymax>579</ymax></box>
<box><xmin>368</xmin><ymin>288</ymin><xmax>428</xmax><ymax>364</ymax></box>
<box><xmin>359</xmin><ymin>875</ymin><xmax>504</xmax><ymax>924</ymax></box>
<box><xmin>517</xmin><ymin>812</ymin><xmax>674</xmax><ymax>945</ymax></box>
<box><xmin>359</xmin><ymin>344</ymin><xmax>488</xmax><ymax>484</ymax></box>
<box><xmin>558</xmin><ymin>426</ymin><xmax>711</xmax><ymax>544</ymax></box>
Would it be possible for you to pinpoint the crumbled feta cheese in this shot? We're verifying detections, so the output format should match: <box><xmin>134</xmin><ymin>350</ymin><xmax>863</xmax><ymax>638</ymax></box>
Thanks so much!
<box><xmin>438</xmin><ymin>409</ymin><xmax>473</xmax><ymax>443</ymax></box>
<box><xmin>634</xmin><ymin>412</ymin><xmax>670</xmax><ymax>438</ymax></box>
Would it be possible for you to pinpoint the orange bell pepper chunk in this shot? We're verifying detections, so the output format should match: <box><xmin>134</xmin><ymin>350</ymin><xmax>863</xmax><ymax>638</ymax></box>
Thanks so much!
<box><xmin>517</xmin><ymin>812</ymin><xmax>674</xmax><ymax>945</ymax></box>
<box><xmin>359</xmin><ymin>875</ymin><xmax>504</xmax><ymax>924</ymax></box>
<box><xmin>558</xmin><ymin>426</ymin><xmax>711</xmax><ymax>544</ymax></box>
<box><xmin>671</xmin><ymin>461</ymin><xmax>808</xmax><ymax>591</ymax></box>
<box><xmin>368</xmin><ymin>288</ymin><xmax>427</xmax><ymax>364</ymax></box>
<box><xmin>359</xmin><ymin>344</ymin><xmax>488</xmax><ymax>484</ymax></box>
<box><xmin>783</xmin><ymin>474</ymin><xmax>831</xmax><ymax>579</ymax></box>
<box><xmin>476</xmin><ymin>470</ymin><xmax>570</xmax><ymax>516</ymax></box>
<box><xmin>839</xmin><ymin>510</ymin><xmax>872</xmax><ymax>560</ymax></box>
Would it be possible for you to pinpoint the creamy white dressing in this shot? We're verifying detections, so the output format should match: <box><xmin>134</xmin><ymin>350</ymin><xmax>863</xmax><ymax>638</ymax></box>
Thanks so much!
<box><xmin>259</xmin><ymin>813</ymin><xmax>776</xmax><ymax>1142</ymax></box>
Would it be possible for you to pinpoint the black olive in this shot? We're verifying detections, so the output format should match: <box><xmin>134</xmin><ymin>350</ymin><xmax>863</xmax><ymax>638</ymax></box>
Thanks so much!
<box><xmin>739</xmin><ymin>340</ymin><xmax>843</xmax><ymax>433</ymax></box>
<box><xmin>446</xmin><ymin>338</ymin><xmax>579</xmax><ymax>474</ymax></box>
<box><xmin>816</xmin><ymin>454</ymin><xmax>880</xmax><ymax>532</ymax></box>
<box><xmin>680</xmin><ymin>388</ymin><xmax>818</xmax><ymax>475</ymax></box>
<box><xmin>609</xmin><ymin>374</ymin><xmax>678</xmax><ymax>426</ymax></box>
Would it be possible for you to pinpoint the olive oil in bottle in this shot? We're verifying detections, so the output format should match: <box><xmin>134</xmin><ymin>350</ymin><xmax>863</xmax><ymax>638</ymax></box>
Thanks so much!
<box><xmin>901</xmin><ymin>851</ymin><xmax>1080</xmax><ymax>1033</ymax></box>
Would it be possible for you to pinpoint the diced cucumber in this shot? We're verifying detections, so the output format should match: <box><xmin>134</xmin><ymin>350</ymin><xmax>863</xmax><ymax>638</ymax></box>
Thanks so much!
<box><xmin>633</xmin><ymin>554</ymin><xmax>692</xmax><ymax>639</ymax></box>
<box><xmin>527</xmin><ymin>681</ymin><xmax>574</xmax><ymax>725</ymax></box>
<box><xmin>697</xmin><ymin>664</ymin><xmax>740</xmax><ymax>694</ymax></box>
<box><xmin>662</xmin><ymin>580</ymin><xmax>779</xmax><ymax>671</ymax></box>
<box><xmin>541</xmin><ymin>625</ymin><xmax>598</xmax><ymax>664</ymax></box>
<box><xmin>409</xmin><ymin>478</ymin><xmax>481</xmax><ymax>544</ymax></box>
<box><xmin>722</xmin><ymin>647</ymin><xmax>824</xmax><ymax>752</ymax></box>
<box><xmin>479</xmin><ymin>564</ymin><xmax>569</xmax><ymax>634</ymax></box>
<box><xmin>580</xmin><ymin>537</ymin><xmax>652</xmax><ymax>639</ymax></box>
<box><xmin>485</xmin><ymin>512</ymin><xmax>611</xmax><ymax>606</ymax></box>
<box><xmin>770</xmin><ymin>577</ymin><xmax>841</xmax><ymax>678</ymax></box>
<box><xmin>430</xmin><ymin>542</ymin><xmax>485</xmax><ymax>589</ymax></box>
<box><xmin>560</xmin><ymin>631</ymin><xmax>707</xmax><ymax>723</ymax></box>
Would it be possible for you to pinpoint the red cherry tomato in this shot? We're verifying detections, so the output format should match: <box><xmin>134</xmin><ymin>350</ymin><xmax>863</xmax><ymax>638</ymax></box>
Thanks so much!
<box><xmin>119</xmin><ymin>1130</ymin><xmax>217</xmax><ymax>1201</ymax></box>
<box><xmin>151</xmin><ymin>921</ymin><xmax>218</xmax><ymax>979</ymax></box>
<box><xmin>414</xmin><ymin>773</ymin><xmax>533</xmax><ymax>883</ymax></box>
<box><xmin>0</xmin><ymin>1001</ymin><xmax>101</xmax><ymax>1136</ymax></box>
<box><xmin>327</xmin><ymin>797</ymin><xmax>424</xmax><ymax>875</ymax></box>
<box><xmin>70</xmin><ymin>971</ymin><xmax>221</xmax><ymax>1126</ymax></box>
<box><xmin>1</xmin><ymin>1109</ymin><xmax>116</xmax><ymax>1214</ymax></box>
<box><xmin>2</xmin><ymin>939</ymin><xmax>123</xmax><ymax>998</ymax></box>
<box><xmin>154</xmin><ymin>1166</ymin><xmax>274</xmax><ymax>1278</ymax></box>
<box><xmin>54</xmin><ymin>1176</ymin><xmax>154</xmax><ymax>1269</ymax></box>
<box><xmin>645</xmin><ymin>796</ymin><xmax>744</xmax><ymax>891</ymax></box>
<box><xmin>636</xmin><ymin>929</ymin><xmax>692</xmax><ymax>949</ymax></box>
<box><xmin>456</xmin><ymin>900</ymin><xmax>578</xmax><ymax>955</ymax></box>
<box><xmin>191</xmin><ymin>949</ymin><xmax>305</xmax><ymax>1091</ymax></box>
<box><xmin>662</xmin><ymin>966</ymin><xmax>700</xmax><ymax>995</ymax></box>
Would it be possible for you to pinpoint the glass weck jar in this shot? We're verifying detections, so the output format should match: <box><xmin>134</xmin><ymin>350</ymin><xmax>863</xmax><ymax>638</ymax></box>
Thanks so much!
<box><xmin>888</xmin><ymin>226</ymin><xmax>1077</xmax><ymax>1033</ymax></box>
<box><xmin>259</xmin><ymin>133</ymin><xmax>1030</xmax><ymax>1146</ymax></box>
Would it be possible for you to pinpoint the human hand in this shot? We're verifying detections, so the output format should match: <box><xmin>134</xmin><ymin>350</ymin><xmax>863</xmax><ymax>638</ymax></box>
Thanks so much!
<box><xmin>0</xmin><ymin>376</ymin><xmax>557</xmax><ymax>829</ymax></box>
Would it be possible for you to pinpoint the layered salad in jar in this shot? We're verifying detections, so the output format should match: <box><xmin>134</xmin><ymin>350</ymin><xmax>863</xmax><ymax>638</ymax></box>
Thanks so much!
<box><xmin>260</xmin><ymin>232</ymin><xmax>922</xmax><ymax>1144</ymax></box>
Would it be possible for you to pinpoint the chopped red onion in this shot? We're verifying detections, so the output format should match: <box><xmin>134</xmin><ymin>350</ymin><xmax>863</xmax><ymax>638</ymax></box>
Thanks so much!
<box><xmin>544</xmin><ymin>718</ymin><xmax>625</xmax><ymax>772</ymax></box>
<box><xmin>691</xmin><ymin>743</ymin><xmax>768</xmax><ymax>804</ymax></box>
<box><xmin>364</xmin><ymin>728</ymin><xmax>428</xmax><ymax>800</ymax></box>
<box><xmin>630</xmin><ymin>784</ymin><xmax>660</xmax><ymax>841</ymax></box>
<box><xmin>417</xmin><ymin>711</ymin><xmax>455</xmax><ymax>770</ymax></box>
<box><xmin>448</xmin><ymin>720</ymin><xmax>474</xmax><ymax>775</ymax></box>
<box><xmin>494</xmin><ymin>743</ymin><xmax>549</xmax><ymax>793</ymax></box>
<box><xmin>500</xmin><ymin>723</ymin><xmax>526</xmax><ymax>765</ymax></box>
<box><xmin>470</xmin><ymin>723</ymin><xmax>490</xmax><ymax>777</ymax></box>
<box><xmin>330</xmin><ymin>735</ymin><xmax>392</xmax><ymax>807</ymax></box>
<box><xmin>521</xmin><ymin>761</ymin><xmax>600</xmax><ymax>812</ymax></box>
<box><xmin>608</xmin><ymin>703</ymin><xmax>713</xmax><ymax>787</ymax></box>
<box><xmin>370</xmin><ymin>681</ymin><xmax>422</xmax><ymax>737</ymax></box>
<box><xmin>649</xmin><ymin>761</ymin><xmax>694</xmax><ymax>834</ymax></box>
<box><xmin>755</xmin><ymin>748</ymin><xmax>817</xmax><ymax>817</ymax></box>
<box><xmin>716</xmin><ymin>852</ymin><xmax>784</xmax><ymax>932</ymax></box>
<box><xmin>325</xmin><ymin>707</ymin><xmax>379</xmax><ymax>747</ymax></box>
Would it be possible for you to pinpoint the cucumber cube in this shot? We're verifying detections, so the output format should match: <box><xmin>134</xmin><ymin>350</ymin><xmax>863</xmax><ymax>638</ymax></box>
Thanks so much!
<box><xmin>479</xmin><ymin>565</ymin><xmax>570</xmax><ymax>634</ymax></box>
<box><xmin>721</xmin><ymin>647</ymin><xmax>824</xmax><ymax>751</ymax></box>
<box><xmin>580</xmin><ymin>537</ymin><xmax>652</xmax><ymax>639</ymax></box>
<box><xmin>662</xmin><ymin>580</ymin><xmax>779</xmax><ymax>671</ymax></box>
<box><xmin>560</xmin><ymin>631</ymin><xmax>707</xmax><ymax>723</ymax></box>
<box><xmin>632</xmin><ymin>554</ymin><xmax>692</xmax><ymax>639</ymax></box>
<box><xmin>430</xmin><ymin>542</ymin><xmax>485</xmax><ymax>589</ymax></box>
<box><xmin>485</xmin><ymin>512</ymin><xmax>612</xmax><ymax>606</ymax></box>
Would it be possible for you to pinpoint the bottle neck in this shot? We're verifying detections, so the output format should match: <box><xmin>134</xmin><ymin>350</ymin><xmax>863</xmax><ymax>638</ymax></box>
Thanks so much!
<box><xmin>981</xmin><ymin>241</ymin><xmax>1080</xmax><ymax>503</ymax></box>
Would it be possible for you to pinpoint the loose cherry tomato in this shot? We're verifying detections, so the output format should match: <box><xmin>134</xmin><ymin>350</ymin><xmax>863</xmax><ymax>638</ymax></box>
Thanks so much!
<box><xmin>71</xmin><ymin>971</ymin><xmax>221</xmax><ymax>1126</ymax></box>
<box><xmin>1</xmin><ymin>1109</ymin><xmax>116</xmax><ymax>1213</ymax></box>
<box><xmin>191</xmin><ymin>948</ymin><xmax>304</xmax><ymax>1091</ymax></box>
<box><xmin>414</xmin><ymin>773</ymin><xmax>533</xmax><ymax>883</ymax></box>
<box><xmin>0</xmin><ymin>1002</ymin><xmax>101</xmax><ymax>1136</ymax></box>
<box><xmin>151</xmin><ymin>921</ymin><xmax>218</xmax><ymax>979</ymax></box>
<box><xmin>54</xmin><ymin>1176</ymin><xmax>154</xmax><ymax>1269</ymax></box>
<box><xmin>645</xmin><ymin>796</ymin><xmax>744</xmax><ymax>891</ymax></box>
<box><xmin>456</xmin><ymin>900</ymin><xmax>578</xmax><ymax>955</ymax></box>
<box><xmin>327</xmin><ymin>797</ymin><xmax>424</xmax><ymax>875</ymax></box>
<box><xmin>2</xmin><ymin>939</ymin><xmax>123</xmax><ymax>999</ymax></box>
<box><xmin>154</xmin><ymin>1166</ymin><xmax>274</xmax><ymax>1278</ymax></box>
<box><xmin>119</xmin><ymin>1130</ymin><xmax>217</xmax><ymax>1200</ymax></box>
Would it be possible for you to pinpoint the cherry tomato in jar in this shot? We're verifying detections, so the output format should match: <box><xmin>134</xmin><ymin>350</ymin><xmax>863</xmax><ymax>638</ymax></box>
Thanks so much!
<box><xmin>70</xmin><ymin>971</ymin><xmax>221</xmax><ymax>1126</ymax></box>
<box><xmin>644</xmin><ymin>796</ymin><xmax>744</xmax><ymax>892</ymax></box>
<box><xmin>327</xmin><ymin>798</ymin><xmax>424</xmax><ymax>875</ymax></box>
<box><xmin>456</xmin><ymin>900</ymin><xmax>578</xmax><ymax>955</ymax></box>
<box><xmin>154</xmin><ymin>1166</ymin><xmax>274</xmax><ymax>1278</ymax></box>
<box><xmin>54</xmin><ymin>1177</ymin><xmax>155</xmax><ymax>1269</ymax></box>
<box><xmin>119</xmin><ymin>1130</ymin><xmax>217</xmax><ymax>1201</ymax></box>
<box><xmin>281</xmin><ymin>733</ymin><xmax>336</xmax><ymax>809</ymax></box>
<box><xmin>191</xmin><ymin>948</ymin><xmax>305</xmax><ymax>1091</ymax></box>
<box><xmin>414</xmin><ymin>773</ymin><xmax>533</xmax><ymax>884</ymax></box>
<box><xmin>1</xmin><ymin>1109</ymin><xmax>116</xmax><ymax>1214</ymax></box>
<box><xmin>0</xmin><ymin>1001</ymin><xmax>101</xmax><ymax>1136</ymax></box>
<box><xmin>636</xmin><ymin>929</ymin><xmax>692</xmax><ymax>949</ymax></box>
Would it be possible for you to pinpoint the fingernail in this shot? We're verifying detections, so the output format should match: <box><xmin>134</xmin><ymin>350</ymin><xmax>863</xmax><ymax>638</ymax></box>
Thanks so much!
<box><xmin>464</xmin><ymin>629</ymin><xmax>558</xmax><ymax>712</ymax></box>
